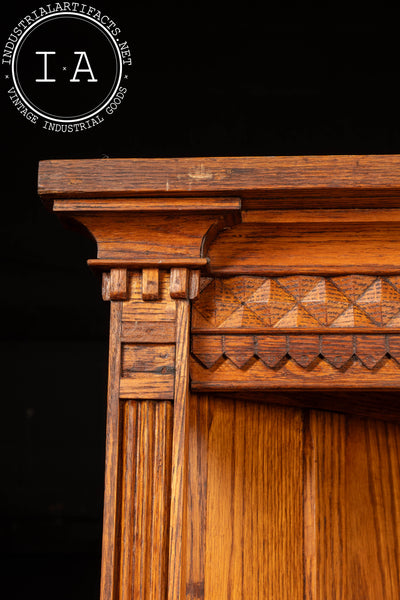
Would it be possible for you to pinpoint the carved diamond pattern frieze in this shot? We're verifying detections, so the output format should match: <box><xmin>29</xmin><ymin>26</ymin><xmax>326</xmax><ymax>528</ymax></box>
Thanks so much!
<box><xmin>300</xmin><ymin>279</ymin><xmax>350</xmax><ymax>325</ymax></box>
<box><xmin>331</xmin><ymin>275</ymin><xmax>375</xmax><ymax>302</ymax></box>
<box><xmin>356</xmin><ymin>280</ymin><xmax>400</xmax><ymax>325</ymax></box>
<box><xmin>192</xmin><ymin>275</ymin><xmax>400</xmax><ymax>330</ymax></box>
<box><xmin>191</xmin><ymin>333</ymin><xmax>400</xmax><ymax>371</ymax></box>
<box><xmin>241</xmin><ymin>279</ymin><xmax>296</xmax><ymax>326</ymax></box>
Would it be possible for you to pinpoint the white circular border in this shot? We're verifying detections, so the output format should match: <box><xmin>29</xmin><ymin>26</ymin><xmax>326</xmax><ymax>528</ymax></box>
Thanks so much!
<box><xmin>11</xmin><ymin>11</ymin><xmax>123</xmax><ymax>123</ymax></box>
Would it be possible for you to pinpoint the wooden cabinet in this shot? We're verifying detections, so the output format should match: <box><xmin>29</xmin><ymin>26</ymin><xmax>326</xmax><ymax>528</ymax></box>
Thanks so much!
<box><xmin>39</xmin><ymin>155</ymin><xmax>400</xmax><ymax>599</ymax></box>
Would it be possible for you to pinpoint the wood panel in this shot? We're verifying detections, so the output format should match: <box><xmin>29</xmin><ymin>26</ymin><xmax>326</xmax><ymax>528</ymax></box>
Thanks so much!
<box><xmin>39</xmin><ymin>155</ymin><xmax>400</xmax><ymax>200</ymax></box>
<box><xmin>307</xmin><ymin>410</ymin><xmax>400</xmax><ymax>600</ymax></box>
<box><xmin>186</xmin><ymin>395</ymin><xmax>304</xmax><ymax>600</ymax></box>
<box><xmin>207</xmin><ymin>223</ymin><xmax>400</xmax><ymax>274</ymax></box>
<box><xmin>119</xmin><ymin>400</ymin><xmax>173</xmax><ymax>600</ymax></box>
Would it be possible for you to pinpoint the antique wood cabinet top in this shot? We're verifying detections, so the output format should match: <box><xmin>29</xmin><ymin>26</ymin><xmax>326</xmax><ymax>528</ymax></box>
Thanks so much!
<box><xmin>39</xmin><ymin>155</ymin><xmax>400</xmax><ymax>600</ymax></box>
<box><xmin>39</xmin><ymin>154</ymin><xmax>400</xmax><ymax>396</ymax></box>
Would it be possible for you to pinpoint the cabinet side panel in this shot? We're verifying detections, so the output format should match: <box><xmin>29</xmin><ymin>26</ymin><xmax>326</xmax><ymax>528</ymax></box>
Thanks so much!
<box><xmin>309</xmin><ymin>410</ymin><xmax>400</xmax><ymax>599</ymax></box>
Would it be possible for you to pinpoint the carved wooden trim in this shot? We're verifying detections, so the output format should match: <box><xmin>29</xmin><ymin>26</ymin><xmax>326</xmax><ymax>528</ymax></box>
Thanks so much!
<box><xmin>190</xmin><ymin>275</ymin><xmax>400</xmax><ymax>390</ymax></box>
<box><xmin>97</xmin><ymin>269</ymin><xmax>192</xmax><ymax>600</ymax></box>
<box><xmin>192</xmin><ymin>275</ymin><xmax>400</xmax><ymax>330</ymax></box>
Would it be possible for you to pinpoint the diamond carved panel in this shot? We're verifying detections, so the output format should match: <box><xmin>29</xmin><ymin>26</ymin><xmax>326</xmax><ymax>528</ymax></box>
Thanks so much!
<box><xmin>192</xmin><ymin>275</ymin><xmax>400</xmax><ymax>330</ymax></box>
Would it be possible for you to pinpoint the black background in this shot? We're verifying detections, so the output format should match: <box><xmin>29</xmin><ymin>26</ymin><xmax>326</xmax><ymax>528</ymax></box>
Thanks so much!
<box><xmin>1</xmin><ymin>2</ymin><xmax>399</xmax><ymax>598</ymax></box>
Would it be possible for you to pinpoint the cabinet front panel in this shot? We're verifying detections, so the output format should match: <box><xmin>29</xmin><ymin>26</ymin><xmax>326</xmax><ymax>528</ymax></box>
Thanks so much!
<box><xmin>187</xmin><ymin>394</ymin><xmax>400</xmax><ymax>600</ymax></box>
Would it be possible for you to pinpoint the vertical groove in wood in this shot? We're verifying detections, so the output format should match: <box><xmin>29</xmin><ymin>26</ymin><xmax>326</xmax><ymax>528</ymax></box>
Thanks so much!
<box><xmin>100</xmin><ymin>301</ymin><xmax>123</xmax><ymax>600</ymax></box>
<box><xmin>119</xmin><ymin>401</ymin><xmax>138</xmax><ymax>600</ymax></box>
<box><xmin>303</xmin><ymin>411</ymin><xmax>316</xmax><ymax>600</ymax></box>
<box><xmin>186</xmin><ymin>394</ymin><xmax>210</xmax><ymax>600</ymax></box>
<box><xmin>119</xmin><ymin>400</ymin><xmax>173</xmax><ymax>600</ymax></box>
<box><xmin>150</xmin><ymin>401</ymin><xmax>174</xmax><ymax>599</ymax></box>
<box><xmin>168</xmin><ymin>300</ymin><xmax>190</xmax><ymax>600</ymax></box>
<box><xmin>310</xmin><ymin>411</ymin><xmax>347</xmax><ymax>600</ymax></box>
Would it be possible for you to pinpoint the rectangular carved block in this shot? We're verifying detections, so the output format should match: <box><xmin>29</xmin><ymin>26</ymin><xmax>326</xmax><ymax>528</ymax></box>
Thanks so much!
<box><xmin>170</xmin><ymin>268</ymin><xmax>189</xmax><ymax>299</ymax></box>
<box><xmin>121</xmin><ymin>321</ymin><xmax>176</xmax><ymax>343</ymax></box>
<box><xmin>142</xmin><ymin>268</ymin><xmax>159</xmax><ymax>301</ymax></box>
<box><xmin>110</xmin><ymin>268</ymin><xmax>128</xmax><ymax>300</ymax></box>
<box><xmin>123</xmin><ymin>302</ymin><xmax>176</xmax><ymax>322</ymax></box>
<box><xmin>122</xmin><ymin>344</ymin><xmax>175</xmax><ymax>375</ymax></box>
<box><xmin>120</xmin><ymin>374</ymin><xmax>175</xmax><ymax>400</ymax></box>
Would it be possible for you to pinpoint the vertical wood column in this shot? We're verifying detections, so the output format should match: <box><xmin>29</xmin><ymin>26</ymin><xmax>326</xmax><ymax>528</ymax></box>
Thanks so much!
<box><xmin>100</xmin><ymin>267</ymin><xmax>193</xmax><ymax>600</ymax></box>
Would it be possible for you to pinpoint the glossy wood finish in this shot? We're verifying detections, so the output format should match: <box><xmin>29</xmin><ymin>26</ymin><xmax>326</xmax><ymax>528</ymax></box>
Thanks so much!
<box><xmin>41</xmin><ymin>156</ymin><xmax>400</xmax><ymax>600</ymax></box>
<box><xmin>187</xmin><ymin>395</ymin><xmax>400</xmax><ymax>600</ymax></box>
<box><xmin>208</xmin><ymin>223</ymin><xmax>400</xmax><ymax>275</ymax></box>
<box><xmin>119</xmin><ymin>400</ymin><xmax>172</xmax><ymax>600</ymax></box>
<box><xmin>97</xmin><ymin>270</ymin><xmax>193</xmax><ymax>600</ymax></box>
<box><xmin>305</xmin><ymin>410</ymin><xmax>400</xmax><ymax>599</ymax></box>
<box><xmin>186</xmin><ymin>395</ymin><xmax>304</xmax><ymax>600</ymax></box>
<box><xmin>168</xmin><ymin>300</ymin><xmax>190</xmax><ymax>600</ymax></box>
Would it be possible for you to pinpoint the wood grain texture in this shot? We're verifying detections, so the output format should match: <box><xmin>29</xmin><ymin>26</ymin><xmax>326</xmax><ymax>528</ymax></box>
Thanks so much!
<box><xmin>214</xmin><ymin>390</ymin><xmax>400</xmax><ymax>424</ymax></box>
<box><xmin>53</xmin><ymin>197</ymin><xmax>241</xmax><ymax>211</ymax></box>
<box><xmin>188</xmin><ymin>270</ymin><xmax>201</xmax><ymax>301</ymax></box>
<box><xmin>123</xmin><ymin>302</ymin><xmax>176</xmax><ymax>322</ymax></box>
<box><xmin>77</xmin><ymin>214</ymin><xmax>227</xmax><ymax>261</ymax></box>
<box><xmin>119</xmin><ymin>373</ymin><xmax>175</xmax><ymax>400</ymax></box>
<box><xmin>142</xmin><ymin>268</ymin><xmax>159</xmax><ymax>301</ymax></box>
<box><xmin>122</xmin><ymin>344</ymin><xmax>175</xmax><ymax>375</ymax></box>
<box><xmin>186</xmin><ymin>395</ymin><xmax>211</xmax><ymax>600</ymax></box>
<box><xmin>192</xmin><ymin>275</ymin><xmax>400</xmax><ymax>330</ymax></box>
<box><xmin>243</xmin><ymin>208</ymin><xmax>400</xmax><ymax>223</ymax></box>
<box><xmin>38</xmin><ymin>155</ymin><xmax>400</xmax><ymax>199</ymax></box>
<box><xmin>44</xmin><ymin>155</ymin><xmax>400</xmax><ymax>600</ymax></box>
<box><xmin>168</xmin><ymin>301</ymin><xmax>190</xmax><ymax>600</ymax></box>
<box><xmin>170</xmin><ymin>268</ymin><xmax>189</xmax><ymax>299</ymax></box>
<box><xmin>100</xmin><ymin>301</ymin><xmax>123</xmax><ymax>600</ymax></box>
<box><xmin>207</xmin><ymin>224</ymin><xmax>400</xmax><ymax>274</ymax></box>
<box><xmin>110</xmin><ymin>268</ymin><xmax>128</xmax><ymax>300</ymax></box>
<box><xmin>121</xmin><ymin>321</ymin><xmax>176</xmax><ymax>344</ymax></box>
<box><xmin>186</xmin><ymin>395</ymin><xmax>304</xmax><ymax>600</ymax></box>
<box><xmin>190</xmin><ymin>354</ymin><xmax>400</xmax><ymax>390</ymax></box>
<box><xmin>102</xmin><ymin>272</ymin><xmax>111</xmax><ymax>301</ymax></box>
<box><xmin>90</xmin><ymin>258</ymin><xmax>209</xmax><ymax>269</ymax></box>
<box><xmin>307</xmin><ymin>410</ymin><xmax>400</xmax><ymax>599</ymax></box>
<box><xmin>119</xmin><ymin>400</ymin><xmax>173</xmax><ymax>600</ymax></box>
<box><xmin>191</xmin><ymin>333</ymin><xmax>400</xmax><ymax>390</ymax></box>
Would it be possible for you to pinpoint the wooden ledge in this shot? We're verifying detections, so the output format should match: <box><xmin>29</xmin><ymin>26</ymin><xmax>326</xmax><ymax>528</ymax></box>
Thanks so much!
<box><xmin>88</xmin><ymin>258</ymin><xmax>209</xmax><ymax>269</ymax></box>
<box><xmin>39</xmin><ymin>155</ymin><xmax>400</xmax><ymax>203</ymax></box>
<box><xmin>52</xmin><ymin>197</ymin><xmax>241</xmax><ymax>212</ymax></box>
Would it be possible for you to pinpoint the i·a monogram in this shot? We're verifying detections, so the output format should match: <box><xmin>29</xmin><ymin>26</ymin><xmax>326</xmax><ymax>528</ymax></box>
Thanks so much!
<box><xmin>35</xmin><ymin>50</ymin><xmax>98</xmax><ymax>82</ymax></box>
